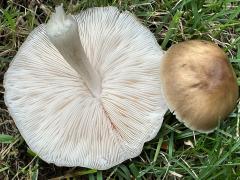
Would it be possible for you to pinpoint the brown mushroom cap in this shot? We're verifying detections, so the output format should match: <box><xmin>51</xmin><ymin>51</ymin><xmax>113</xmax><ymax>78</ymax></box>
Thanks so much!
<box><xmin>160</xmin><ymin>40</ymin><xmax>239</xmax><ymax>133</ymax></box>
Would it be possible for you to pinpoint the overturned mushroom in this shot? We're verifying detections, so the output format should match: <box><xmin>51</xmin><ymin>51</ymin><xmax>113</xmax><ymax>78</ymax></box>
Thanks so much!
<box><xmin>4</xmin><ymin>6</ymin><xmax>167</xmax><ymax>169</ymax></box>
<box><xmin>160</xmin><ymin>40</ymin><xmax>239</xmax><ymax>133</ymax></box>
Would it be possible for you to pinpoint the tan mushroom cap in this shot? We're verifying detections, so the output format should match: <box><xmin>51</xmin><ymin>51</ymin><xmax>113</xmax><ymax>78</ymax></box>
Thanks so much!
<box><xmin>160</xmin><ymin>40</ymin><xmax>239</xmax><ymax>133</ymax></box>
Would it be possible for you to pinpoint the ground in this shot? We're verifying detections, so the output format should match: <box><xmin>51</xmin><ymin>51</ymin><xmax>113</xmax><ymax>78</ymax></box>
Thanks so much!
<box><xmin>0</xmin><ymin>0</ymin><xmax>240</xmax><ymax>179</ymax></box>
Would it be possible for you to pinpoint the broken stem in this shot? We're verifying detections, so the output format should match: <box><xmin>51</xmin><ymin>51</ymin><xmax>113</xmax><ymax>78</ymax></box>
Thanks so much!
<box><xmin>46</xmin><ymin>5</ymin><xmax>102</xmax><ymax>98</ymax></box>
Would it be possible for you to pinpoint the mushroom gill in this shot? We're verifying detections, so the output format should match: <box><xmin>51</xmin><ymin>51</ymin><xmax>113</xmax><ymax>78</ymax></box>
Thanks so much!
<box><xmin>4</xmin><ymin>6</ymin><xmax>167</xmax><ymax>169</ymax></box>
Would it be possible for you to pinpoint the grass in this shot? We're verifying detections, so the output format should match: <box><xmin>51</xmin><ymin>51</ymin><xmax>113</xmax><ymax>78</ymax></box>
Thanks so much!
<box><xmin>0</xmin><ymin>0</ymin><xmax>240</xmax><ymax>179</ymax></box>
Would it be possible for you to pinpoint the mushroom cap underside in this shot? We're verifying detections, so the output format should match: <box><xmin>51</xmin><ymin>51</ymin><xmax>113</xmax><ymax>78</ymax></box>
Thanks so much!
<box><xmin>4</xmin><ymin>7</ymin><xmax>167</xmax><ymax>169</ymax></box>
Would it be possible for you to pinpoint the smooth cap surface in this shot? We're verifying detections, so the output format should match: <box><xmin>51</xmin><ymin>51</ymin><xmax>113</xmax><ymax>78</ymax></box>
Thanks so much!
<box><xmin>160</xmin><ymin>40</ymin><xmax>239</xmax><ymax>133</ymax></box>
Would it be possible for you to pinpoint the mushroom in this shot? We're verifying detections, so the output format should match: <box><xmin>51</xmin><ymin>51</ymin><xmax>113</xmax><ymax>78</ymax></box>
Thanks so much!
<box><xmin>160</xmin><ymin>40</ymin><xmax>239</xmax><ymax>133</ymax></box>
<box><xmin>4</xmin><ymin>5</ymin><xmax>167</xmax><ymax>169</ymax></box>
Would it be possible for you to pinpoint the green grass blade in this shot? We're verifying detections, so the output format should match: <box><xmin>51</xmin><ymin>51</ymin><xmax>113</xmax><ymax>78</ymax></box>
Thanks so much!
<box><xmin>161</xmin><ymin>10</ymin><xmax>182</xmax><ymax>49</ymax></box>
<box><xmin>0</xmin><ymin>134</ymin><xmax>15</xmax><ymax>144</ymax></box>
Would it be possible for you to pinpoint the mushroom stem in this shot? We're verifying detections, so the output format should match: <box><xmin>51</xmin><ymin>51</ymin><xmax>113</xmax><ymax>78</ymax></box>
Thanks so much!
<box><xmin>46</xmin><ymin>5</ymin><xmax>102</xmax><ymax>98</ymax></box>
